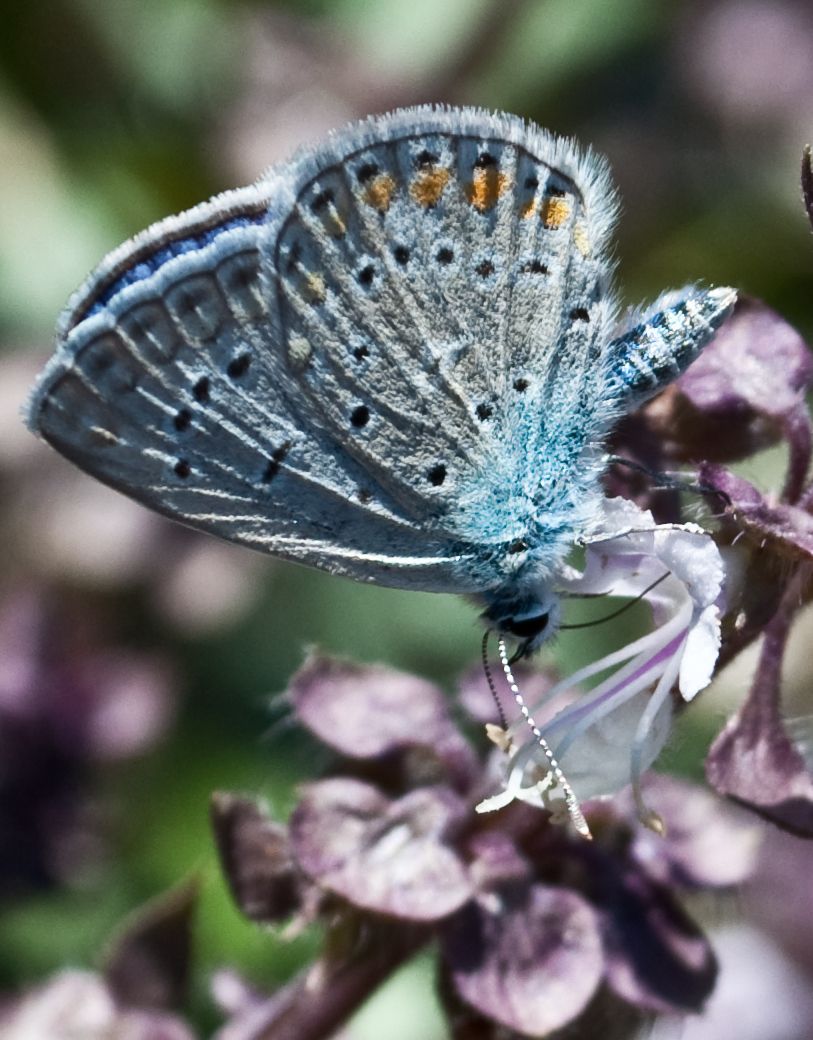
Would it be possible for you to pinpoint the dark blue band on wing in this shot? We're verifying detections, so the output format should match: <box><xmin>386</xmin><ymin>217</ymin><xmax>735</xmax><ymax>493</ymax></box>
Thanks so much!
<box><xmin>83</xmin><ymin>212</ymin><xmax>267</xmax><ymax>320</ymax></box>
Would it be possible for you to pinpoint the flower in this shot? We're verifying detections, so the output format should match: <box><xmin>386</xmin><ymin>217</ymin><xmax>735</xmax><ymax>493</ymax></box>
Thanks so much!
<box><xmin>602</xmin><ymin>269</ymin><xmax>813</xmax><ymax>840</ymax></box>
<box><xmin>477</xmin><ymin>497</ymin><xmax>725</xmax><ymax>832</ymax></box>
<box><xmin>210</xmin><ymin>655</ymin><xmax>759</xmax><ymax>1039</ymax></box>
<box><xmin>699</xmin><ymin>466</ymin><xmax>813</xmax><ymax>835</ymax></box>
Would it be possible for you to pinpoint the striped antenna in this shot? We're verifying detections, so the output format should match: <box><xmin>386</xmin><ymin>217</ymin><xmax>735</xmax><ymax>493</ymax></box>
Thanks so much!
<box><xmin>497</xmin><ymin>638</ymin><xmax>591</xmax><ymax>840</ymax></box>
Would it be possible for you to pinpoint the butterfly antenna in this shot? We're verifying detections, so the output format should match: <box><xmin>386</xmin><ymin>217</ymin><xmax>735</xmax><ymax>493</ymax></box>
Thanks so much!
<box><xmin>559</xmin><ymin>571</ymin><xmax>670</xmax><ymax>630</ymax></box>
<box><xmin>481</xmin><ymin>630</ymin><xmax>508</xmax><ymax>730</ymax></box>
<box><xmin>497</xmin><ymin>638</ymin><xmax>591</xmax><ymax>840</ymax></box>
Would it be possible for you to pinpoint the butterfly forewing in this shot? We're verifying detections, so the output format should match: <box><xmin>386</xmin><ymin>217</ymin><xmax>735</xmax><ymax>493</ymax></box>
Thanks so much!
<box><xmin>273</xmin><ymin>122</ymin><xmax>614</xmax><ymax>530</ymax></box>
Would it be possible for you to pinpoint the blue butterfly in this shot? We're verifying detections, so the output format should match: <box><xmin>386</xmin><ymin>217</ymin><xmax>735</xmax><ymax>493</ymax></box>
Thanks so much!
<box><xmin>26</xmin><ymin>106</ymin><xmax>735</xmax><ymax>654</ymax></box>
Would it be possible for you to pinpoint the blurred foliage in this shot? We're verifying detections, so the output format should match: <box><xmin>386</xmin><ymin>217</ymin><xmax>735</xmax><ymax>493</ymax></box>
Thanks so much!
<box><xmin>1</xmin><ymin>0</ymin><xmax>813</xmax><ymax>1034</ymax></box>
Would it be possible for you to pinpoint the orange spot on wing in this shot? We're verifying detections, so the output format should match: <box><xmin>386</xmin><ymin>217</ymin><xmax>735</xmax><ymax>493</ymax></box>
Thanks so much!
<box><xmin>464</xmin><ymin>168</ymin><xmax>510</xmax><ymax>212</ymax></box>
<box><xmin>541</xmin><ymin>196</ymin><xmax>572</xmax><ymax>229</ymax></box>
<box><xmin>520</xmin><ymin>198</ymin><xmax>537</xmax><ymax>218</ymax></box>
<box><xmin>410</xmin><ymin>168</ymin><xmax>450</xmax><ymax>207</ymax></box>
<box><xmin>362</xmin><ymin>174</ymin><xmax>396</xmax><ymax>212</ymax></box>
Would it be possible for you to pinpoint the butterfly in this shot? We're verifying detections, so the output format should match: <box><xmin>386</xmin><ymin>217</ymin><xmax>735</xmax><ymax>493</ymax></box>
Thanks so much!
<box><xmin>26</xmin><ymin>106</ymin><xmax>735</xmax><ymax>655</ymax></box>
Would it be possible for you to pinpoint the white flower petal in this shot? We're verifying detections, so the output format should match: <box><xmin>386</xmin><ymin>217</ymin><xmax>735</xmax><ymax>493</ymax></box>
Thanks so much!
<box><xmin>653</xmin><ymin>527</ymin><xmax>725</xmax><ymax>610</ymax></box>
<box><xmin>557</xmin><ymin>687</ymin><xmax>674</xmax><ymax>800</ymax></box>
<box><xmin>679</xmin><ymin>603</ymin><xmax>722</xmax><ymax>700</ymax></box>
<box><xmin>596</xmin><ymin>496</ymin><xmax>656</xmax><ymax>533</ymax></box>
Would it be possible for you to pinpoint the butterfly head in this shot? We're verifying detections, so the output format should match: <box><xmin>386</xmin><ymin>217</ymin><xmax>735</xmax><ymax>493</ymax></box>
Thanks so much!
<box><xmin>481</xmin><ymin>584</ymin><xmax>562</xmax><ymax>658</ymax></box>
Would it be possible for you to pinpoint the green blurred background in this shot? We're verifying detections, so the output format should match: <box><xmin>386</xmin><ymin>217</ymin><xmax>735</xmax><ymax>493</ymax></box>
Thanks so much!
<box><xmin>2</xmin><ymin>0</ymin><xmax>813</xmax><ymax>1033</ymax></box>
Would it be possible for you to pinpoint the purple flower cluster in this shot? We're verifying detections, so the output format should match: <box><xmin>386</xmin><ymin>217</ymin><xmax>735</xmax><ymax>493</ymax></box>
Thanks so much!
<box><xmin>210</xmin><ymin>655</ymin><xmax>758</xmax><ymax>1040</ymax></box>
<box><xmin>591</xmin><ymin>154</ymin><xmax>813</xmax><ymax>841</ymax></box>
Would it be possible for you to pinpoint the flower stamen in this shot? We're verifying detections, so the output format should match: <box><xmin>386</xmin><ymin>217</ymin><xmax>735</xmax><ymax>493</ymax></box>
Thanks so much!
<box><xmin>629</xmin><ymin>639</ymin><xmax>686</xmax><ymax>834</ymax></box>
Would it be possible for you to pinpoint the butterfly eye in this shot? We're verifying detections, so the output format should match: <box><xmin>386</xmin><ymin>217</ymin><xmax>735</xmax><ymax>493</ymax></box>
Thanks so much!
<box><xmin>503</xmin><ymin>614</ymin><xmax>549</xmax><ymax>640</ymax></box>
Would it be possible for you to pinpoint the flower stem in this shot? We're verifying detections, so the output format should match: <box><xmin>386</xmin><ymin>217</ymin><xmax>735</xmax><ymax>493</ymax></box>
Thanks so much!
<box><xmin>215</xmin><ymin>911</ymin><xmax>430</xmax><ymax>1040</ymax></box>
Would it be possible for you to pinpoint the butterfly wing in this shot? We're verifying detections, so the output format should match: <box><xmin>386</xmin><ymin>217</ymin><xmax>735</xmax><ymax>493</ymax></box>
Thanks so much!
<box><xmin>25</xmin><ymin>108</ymin><xmax>605</xmax><ymax>592</ymax></box>
<box><xmin>26</xmin><ymin>106</ymin><xmax>733</xmax><ymax>596</ymax></box>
